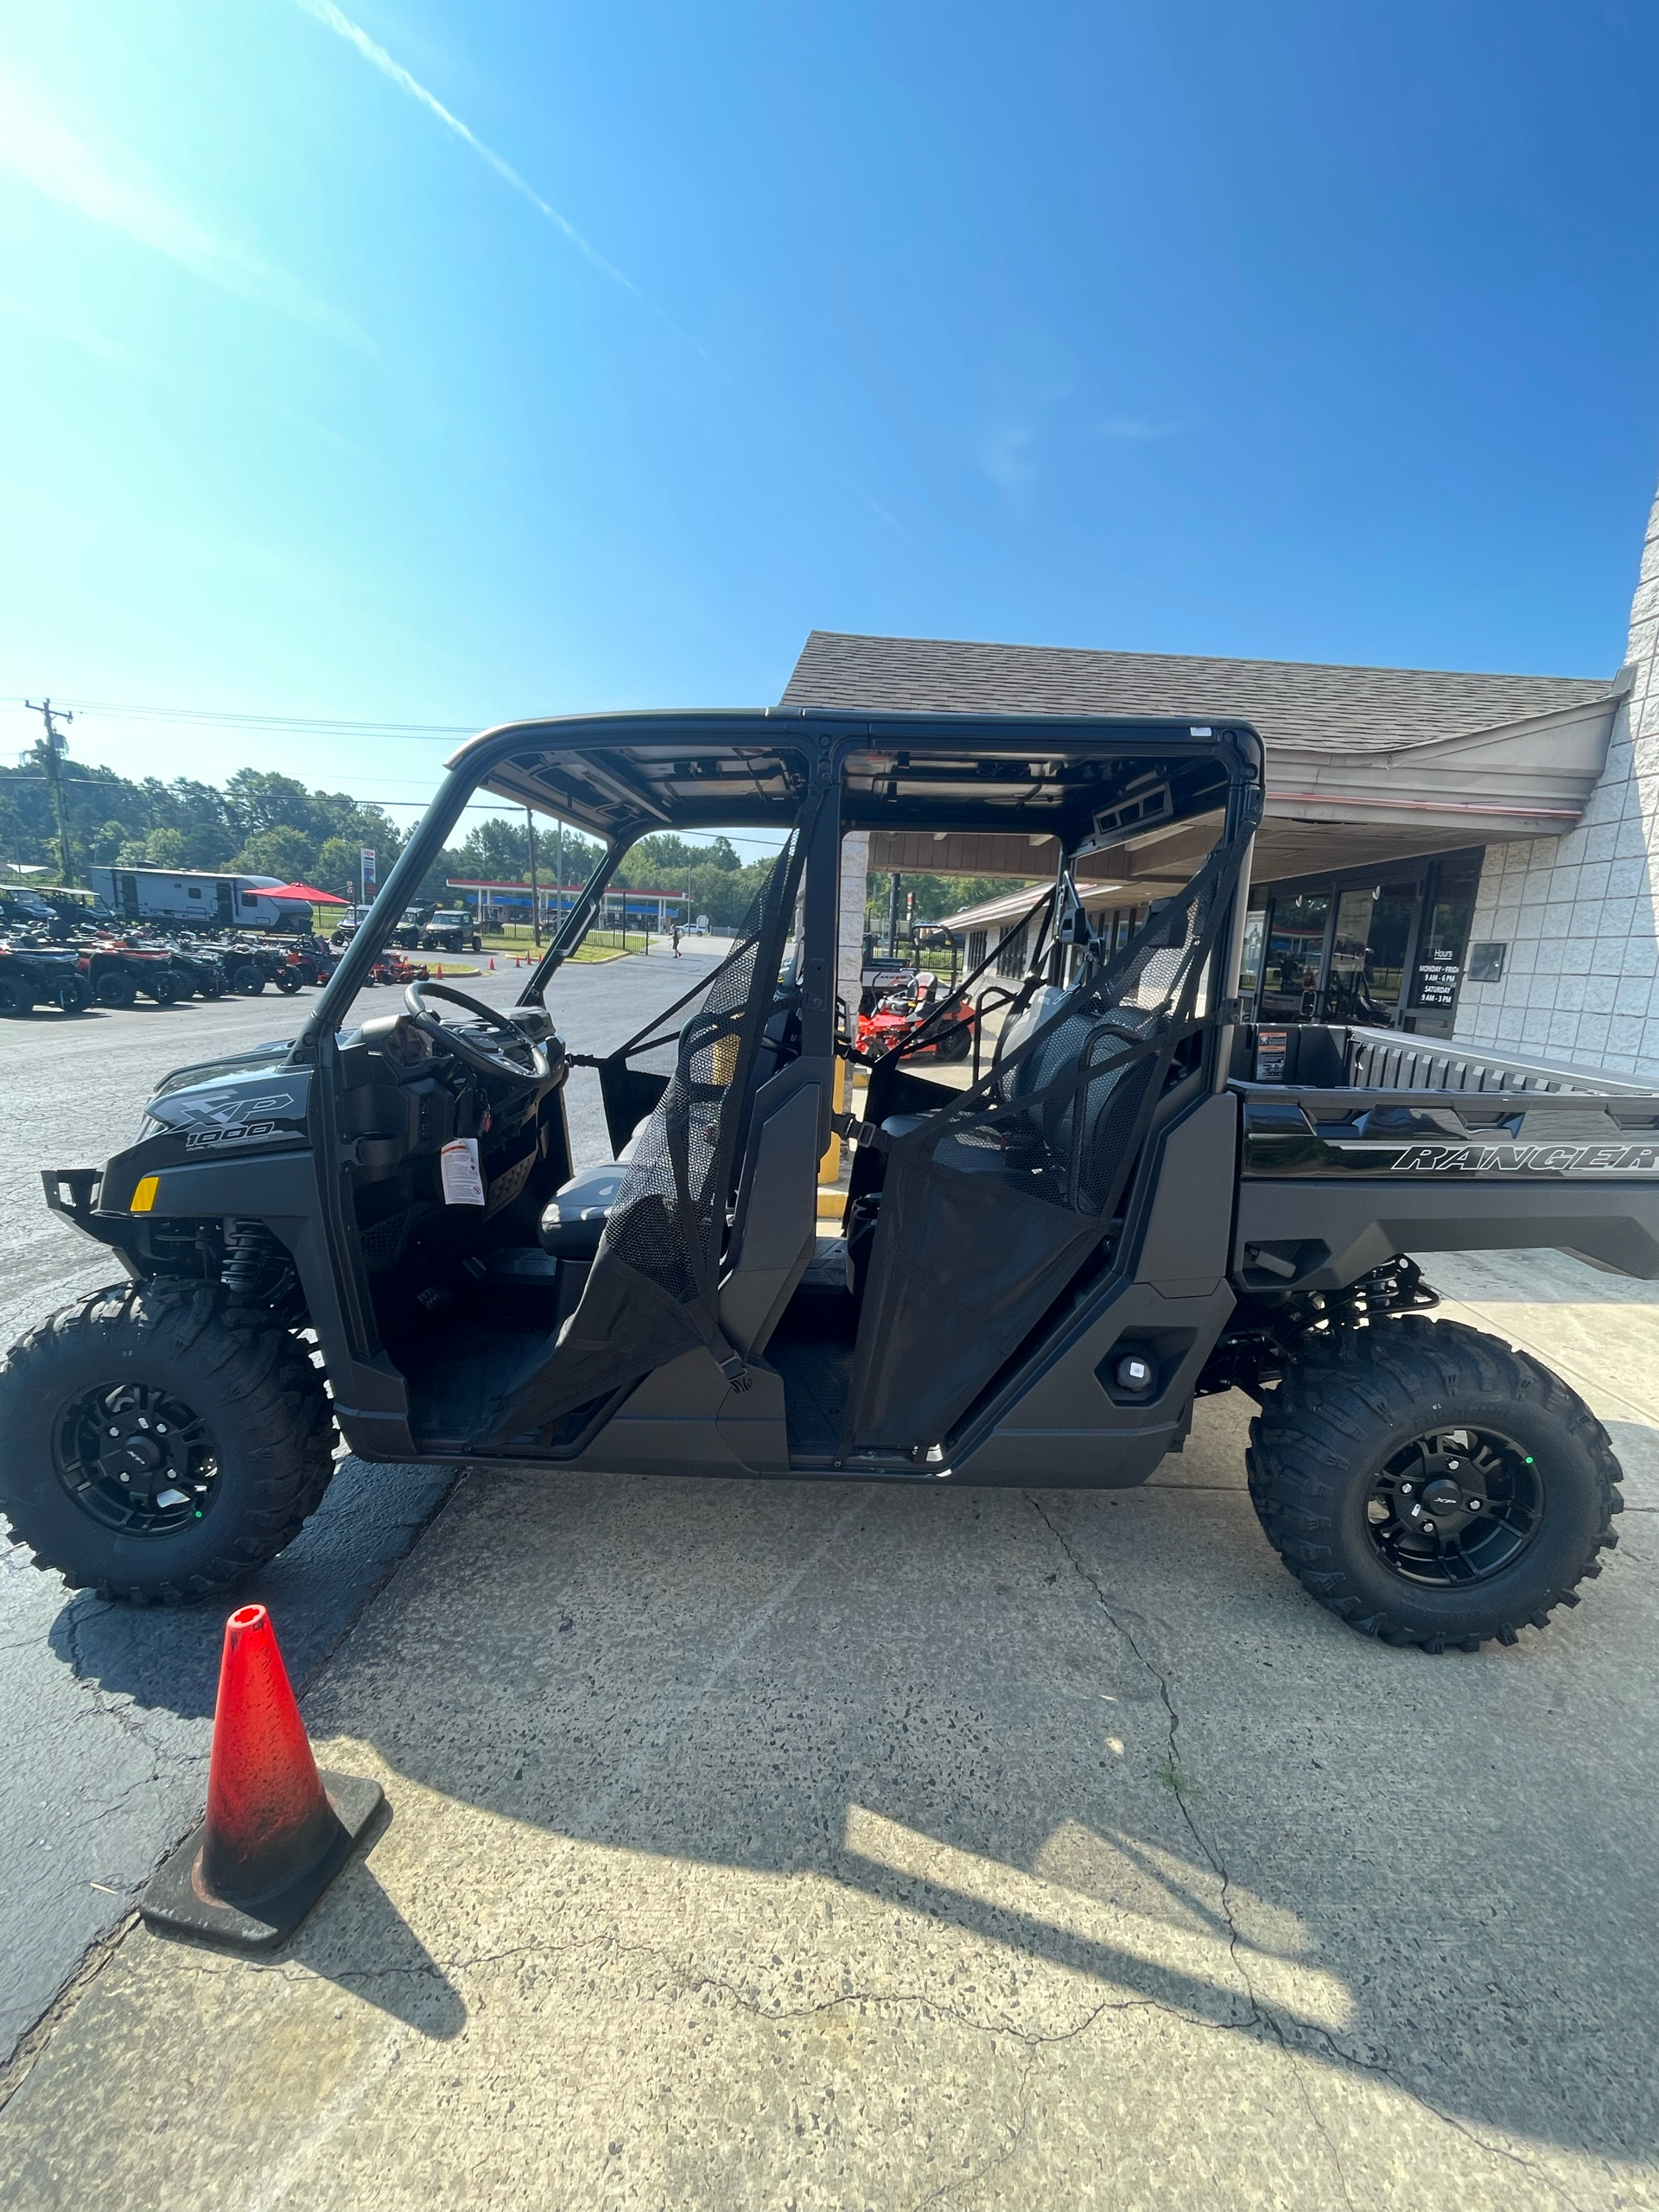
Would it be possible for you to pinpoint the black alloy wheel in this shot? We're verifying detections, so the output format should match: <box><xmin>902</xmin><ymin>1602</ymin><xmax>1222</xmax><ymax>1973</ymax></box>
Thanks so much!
<box><xmin>146</xmin><ymin>971</ymin><xmax>180</xmax><ymax>1005</ymax></box>
<box><xmin>55</xmin><ymin>1381</ymin><xmax>222</xmax><ymax>1536</ymax></box>
<box><xmin>231</xmin><ymin>962</ymin><xmax>265</xmax><ymax>995</ymax></box>
<box><xmin>95</xmin><ymin>969</ymin><xmax>137</xmax><ymax>1007</ymax></box>
<box><xmin>1365</xmin><ymin>1427</ymin><xmax>1541</xmax><ymax>1587</ymax></box>
<box><xmin>0</xmin><ymin>1282</ymin><xmax>339</xmax><ymax>1604</ymax></box>
<box><xmin>273</xmin><ymin>967</ymin><xmax>303</xmax><ymax>995</ymax></box>
<box><xmin>0</xmin><ymin>972</ymin><xmax>32</xmax><ymax>1015</ymax></box>
<box><xmin>1247</xmin><ymin>1316</ymin><xmax>1622</xmax><ymax>1651</ymax></box>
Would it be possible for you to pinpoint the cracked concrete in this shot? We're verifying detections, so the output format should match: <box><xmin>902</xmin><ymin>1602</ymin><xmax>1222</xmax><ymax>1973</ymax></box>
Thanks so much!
<box><xmin>3</xmin><ymin>1243</ymin><xmax>1657</xmax><ymax>2209</ymax></box>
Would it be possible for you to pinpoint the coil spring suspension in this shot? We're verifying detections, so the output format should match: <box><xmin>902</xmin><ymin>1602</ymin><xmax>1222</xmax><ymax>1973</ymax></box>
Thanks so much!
<box><xmin>221</xmin><ymin>1219</ymin><xmax>294</xmax><ymax>1307</ymax></box>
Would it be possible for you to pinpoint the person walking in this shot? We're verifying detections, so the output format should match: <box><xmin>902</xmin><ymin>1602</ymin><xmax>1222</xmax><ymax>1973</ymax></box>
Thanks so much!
<box><xmin>671</xmin><ymin>920</ymin><xmax>683</xmax><ymax>958</ymax></box>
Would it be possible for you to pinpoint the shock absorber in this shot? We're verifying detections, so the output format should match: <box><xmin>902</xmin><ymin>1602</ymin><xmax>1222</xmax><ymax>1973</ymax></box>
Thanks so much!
<box><xmin>221</xmin><ymin>1219</ymin><xmax>294</xmax><ymax>1308</ymax></box>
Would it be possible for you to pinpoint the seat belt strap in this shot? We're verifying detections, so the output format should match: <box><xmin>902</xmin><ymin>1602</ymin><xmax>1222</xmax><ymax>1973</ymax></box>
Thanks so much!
<box><xmin>830</xmin><ymin>1111</ymin><xmax>891</xmax><ymax>1152</ymax></box>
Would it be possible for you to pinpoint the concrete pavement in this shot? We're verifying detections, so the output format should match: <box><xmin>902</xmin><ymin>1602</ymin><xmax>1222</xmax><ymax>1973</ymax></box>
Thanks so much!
<box><xmin>3</xmin><ymin>1243</ymin><xmax>1656</xmax><ymax>2209</ymax></box>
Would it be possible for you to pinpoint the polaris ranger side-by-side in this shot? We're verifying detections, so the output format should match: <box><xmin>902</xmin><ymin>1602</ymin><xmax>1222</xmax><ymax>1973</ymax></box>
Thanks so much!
<box><xmin>4</xmin><ymin>713</ymin><xmax>1655</xmax><ymax>1650</ymax></box>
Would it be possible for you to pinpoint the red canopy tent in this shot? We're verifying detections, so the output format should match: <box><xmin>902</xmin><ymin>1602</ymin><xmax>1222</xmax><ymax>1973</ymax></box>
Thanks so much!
<box><xmin>259</xmin><ymin>883</ymin><xmax>350</xmax><ymax>905</ymax></box>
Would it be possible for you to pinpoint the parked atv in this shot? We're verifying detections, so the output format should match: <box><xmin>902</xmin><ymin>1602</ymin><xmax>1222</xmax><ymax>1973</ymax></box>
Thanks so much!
<box><xmin>283</xmin><ymin>933</ymin><xmax>339</xmax><ymax>987</ymax></box>
<box><xmin>163</xmin><ymin>945</ymin><xmax>228</xmax><ymax>1001</ymax></box>
<box><xmin>0</xmin><ymin>938</ymin><xmax>89</xmax><ymax>1014</ymax></box>
<box><xmin>208</xmin><ymin>938</ymin><xmax>306</xmax><ymax>995</ymax></box>
<box><xmin>79</xmin><ymin>939</ymin><xmax>188</xmax><ymax>1007</ymax></box>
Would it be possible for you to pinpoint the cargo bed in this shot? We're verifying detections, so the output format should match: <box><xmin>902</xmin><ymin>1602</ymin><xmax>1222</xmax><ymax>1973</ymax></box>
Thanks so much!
<box><xmin>1231</xmin><ymin>1024</ymin><xmax>1659</xmax><ymax>1290</ymax></box>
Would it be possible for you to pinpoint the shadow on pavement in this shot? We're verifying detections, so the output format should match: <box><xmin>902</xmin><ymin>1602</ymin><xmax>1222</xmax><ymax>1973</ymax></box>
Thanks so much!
<box><xmin>251</xmin><ymin>1451</ymin><xmax>1659</xmax><ymax>2164</ymax></box>
<box><xmin>38</xmin><ymin>1399</ymin><xmax>1659</xmax><ymax>2165</ymax></box>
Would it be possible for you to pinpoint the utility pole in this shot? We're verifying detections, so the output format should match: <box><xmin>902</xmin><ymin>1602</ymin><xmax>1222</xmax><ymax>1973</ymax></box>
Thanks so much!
<box><xmin>886</xmin><ymin>869</ymin><xmax>902</xmax><ymax>957</ymax></box>
<box><xmin>25</xmin><ymin>699</ymin><xmax>74</xmax><ymax>885</ymax></box>
<box><xmin>556</xmin><ymin>817</ymin><xmax>563</xmax><ymax>944</ymax></box>
<box><xmin>526</xmin><ymin>807</ymin><xmax>541</xmax><ymax>948</ymax></box>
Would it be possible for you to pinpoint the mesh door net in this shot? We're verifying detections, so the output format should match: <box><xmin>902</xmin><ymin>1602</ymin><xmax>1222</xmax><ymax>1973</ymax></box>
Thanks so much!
<box><xmin>488</xmin><ymin>837</ymin><xmax>804</xmax><ymax>1444</ymax></box>
<box><xmin>844</xmin><ymin>836</ymin><xmax>1245</xmax><ymax>1452</ymax></box>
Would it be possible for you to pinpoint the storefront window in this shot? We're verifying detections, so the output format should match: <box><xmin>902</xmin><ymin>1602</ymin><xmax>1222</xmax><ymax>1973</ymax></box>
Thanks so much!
<box><xmin>1410</xmin><ymin>855</ymin><xmax>1481</xmax><ymax>1014</ymax></box>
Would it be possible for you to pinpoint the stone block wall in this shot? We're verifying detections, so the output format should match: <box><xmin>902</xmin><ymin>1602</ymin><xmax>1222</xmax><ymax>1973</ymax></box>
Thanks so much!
<box><xmin>837</xmin><ymin>831</ymin><xmax>871</xmax><ymax>1020</ymax></box>
<box><xmin>1454</xmin><ymin>481</ymin><xmax>1659</xmax><ymax>1078</ymax></box>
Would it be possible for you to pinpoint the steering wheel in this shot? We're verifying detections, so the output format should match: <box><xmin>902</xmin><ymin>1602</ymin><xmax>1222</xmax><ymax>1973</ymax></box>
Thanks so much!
<box><xmin>403</xmin><ymin>979</ymin><xmax>552</xmax><ymax>1081</ymax></box>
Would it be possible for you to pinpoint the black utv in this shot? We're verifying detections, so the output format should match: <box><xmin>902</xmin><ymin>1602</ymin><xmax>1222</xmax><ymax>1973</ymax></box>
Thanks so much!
<box><xmin>5</xmin><ymin>712</ymin><xmax>1656</xmax><ymax>1655</ymax></box>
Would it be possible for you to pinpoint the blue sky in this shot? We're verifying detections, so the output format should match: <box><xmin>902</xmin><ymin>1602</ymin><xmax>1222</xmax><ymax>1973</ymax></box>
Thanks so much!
<box><xmin>2</xmin><ymin>0</ymin><xmax>1657</xmax><ymax>823</ymax></box>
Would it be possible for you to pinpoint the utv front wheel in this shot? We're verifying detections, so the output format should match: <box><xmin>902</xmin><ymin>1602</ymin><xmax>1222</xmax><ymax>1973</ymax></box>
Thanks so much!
<box><xmin>0</xmin><ymin>1284</ymin><xmax>338</xmax><ymax>1605</ymax></box>
<box><xmin>1247</xmin><ymin>1317</ymin><xmax>1621</xmax><ymax>1651</ymax></box>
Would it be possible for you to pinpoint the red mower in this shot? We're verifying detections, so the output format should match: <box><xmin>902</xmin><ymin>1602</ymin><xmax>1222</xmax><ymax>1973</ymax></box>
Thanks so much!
<box><xmin>856</xmin><ymin>971</ymin><xmax>974</xmax><ymax>1061</ymax></box>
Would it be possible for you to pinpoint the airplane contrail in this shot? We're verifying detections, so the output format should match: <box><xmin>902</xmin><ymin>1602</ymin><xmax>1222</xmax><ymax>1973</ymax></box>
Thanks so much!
<box><xmin>296</xmin><ymin>0</ymin><xmax>657</xmax><ymax>308</ymax></box>
<box><xmin>293</xmin><ymin>0</ymin><xmax>901</xmax><ymax>530</ymax></box>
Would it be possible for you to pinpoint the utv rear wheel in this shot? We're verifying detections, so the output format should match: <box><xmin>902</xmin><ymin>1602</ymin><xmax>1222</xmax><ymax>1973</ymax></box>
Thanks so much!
<box><xmin>146</xmin><ymin>972</ymin><xmax>180</xmax><ymax>1006</ymax></box>
<box><xmin>231</xmin><ymin>962</ymin><xmax>265</xmax><ymax>995</ymax></box>
<box><xmin>1247</xmin><ymin>1317</ymin><xmax>1621</xmax><ymax>1651</ymax></box>
<box><xmin>0</xmin><ymin>974</ymin><xmax>33</xmax><ymax>1015</ymax></box>
<box><xmin>95</xmin><ymin>970</ymin><xmax>137</xmax><ymax>1007</ymax></box>
<box><xmin>0</xmin><ymin>1283</ymin><xmax>338</xmax><ymax>1605</ymax></box>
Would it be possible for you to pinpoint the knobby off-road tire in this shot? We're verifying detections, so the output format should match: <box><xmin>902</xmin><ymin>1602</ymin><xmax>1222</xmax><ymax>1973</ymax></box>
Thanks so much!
<box><xmin>0</xmin><ymin>1282</ymin><xmax>338</xmax><ymax>1605</ymax></box>
<box><xmin>1247</xmin><ymin>1316</ymin><xmax>1622</xmax><ymax>1652</ymax></box>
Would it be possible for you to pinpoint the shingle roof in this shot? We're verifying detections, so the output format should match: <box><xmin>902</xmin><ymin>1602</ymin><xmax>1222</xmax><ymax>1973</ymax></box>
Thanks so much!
<box><xmin>779</xmin><ymin>631</ymin><xmax>1618</xmax><ymax>755</ymax></box>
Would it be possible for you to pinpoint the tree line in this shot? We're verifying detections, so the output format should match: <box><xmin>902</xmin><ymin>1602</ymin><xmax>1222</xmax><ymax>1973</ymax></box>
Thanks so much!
<box><xmin>0</xmin><ymin>738</ymin><xmax>1015</xmax><ymax>935</ymax></box>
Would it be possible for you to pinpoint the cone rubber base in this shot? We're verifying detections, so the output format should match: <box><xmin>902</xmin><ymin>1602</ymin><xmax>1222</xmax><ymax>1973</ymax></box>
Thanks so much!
<box><xmin>140</xmin><ymin>1772</ymin><xmax>384</xmax><ymax>1951</ymax></box>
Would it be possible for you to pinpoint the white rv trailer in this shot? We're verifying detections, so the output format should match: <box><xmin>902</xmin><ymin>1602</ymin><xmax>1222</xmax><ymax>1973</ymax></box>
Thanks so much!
<box><xmin>86</xmin><ymin>867</ymin><xmax>312</xmax><ymax>932</ymax></box>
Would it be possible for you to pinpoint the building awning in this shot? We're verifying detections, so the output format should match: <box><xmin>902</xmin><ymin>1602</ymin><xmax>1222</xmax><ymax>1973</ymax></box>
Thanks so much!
<box><xmin>784</xmin><ymin>632</ymin><xmax>1633</xmax><ymax>888</ymax></box>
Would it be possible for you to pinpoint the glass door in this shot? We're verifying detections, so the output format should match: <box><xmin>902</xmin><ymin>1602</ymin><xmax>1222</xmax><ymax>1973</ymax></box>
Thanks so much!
<box><xmin>1257</xmin><ymin>892</ymin><xmax>1329</xmax><ymax>1020</ymax></box>
<box><xmin>1325</xmin><ymin>886</ymin><xmax>1417</xmax><ymax>1025</ymax></box>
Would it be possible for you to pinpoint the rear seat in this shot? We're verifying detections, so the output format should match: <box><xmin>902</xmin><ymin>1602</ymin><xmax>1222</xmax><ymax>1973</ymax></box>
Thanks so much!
<box><xmin>878</xmin><ymin>982</ymin><xmax>1069</xmax><ymax>1143</ymax></box>
<box><xmin>877</xmin><ymin>978</ymin><xmax>1154</xmax><ymax>1203</ymax></box>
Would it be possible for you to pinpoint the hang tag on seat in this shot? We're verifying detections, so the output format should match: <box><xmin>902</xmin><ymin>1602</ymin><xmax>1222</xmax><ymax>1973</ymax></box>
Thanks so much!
<box><xmin>441</xmin><ymin>1137</ymin><xmax>486</xmax><ymax>1206</ymax></box>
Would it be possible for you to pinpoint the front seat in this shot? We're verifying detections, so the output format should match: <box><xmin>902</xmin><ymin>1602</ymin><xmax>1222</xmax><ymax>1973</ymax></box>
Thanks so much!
<box><xmin>540</xmin><ymin>981</ymin><xmax>802</xmax><ymax>1262</ymax></box>
<box><xmin>537</xmin><ymin>1160</ymin><xmax>629</xmax><ymax>1260</ymax></box>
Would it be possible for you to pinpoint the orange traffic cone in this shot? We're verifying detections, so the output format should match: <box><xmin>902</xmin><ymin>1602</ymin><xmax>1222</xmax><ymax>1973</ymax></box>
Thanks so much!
<box><xmin>141</xmin><ymin>1605</ymin><xmax>382</xmax><ymax>1949</ymax></box>
<box><xmin>489</xmin><ymin>957</ymin><xmax>495</xmax><ymax>970</ymax></box>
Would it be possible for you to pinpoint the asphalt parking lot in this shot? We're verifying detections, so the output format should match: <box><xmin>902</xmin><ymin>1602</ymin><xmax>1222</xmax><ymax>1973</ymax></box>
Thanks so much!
<box><xmin>3</xmin><ymin>951</ymin><xmax>1658</xmax><ymax>2209</ymax></box>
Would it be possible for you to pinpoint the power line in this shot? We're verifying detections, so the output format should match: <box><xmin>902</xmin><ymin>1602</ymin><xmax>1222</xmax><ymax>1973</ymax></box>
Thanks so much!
<box><xmin>5</xmin><ymin>697</ymin><xmax>473</xmax><ymax>739</ymax></box>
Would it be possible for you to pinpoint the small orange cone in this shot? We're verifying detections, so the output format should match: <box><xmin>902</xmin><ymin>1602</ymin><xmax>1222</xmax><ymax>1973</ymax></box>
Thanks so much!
<box><xmin>489</xmin><ymin>957</ymin><xmax>495</xmax><ymax>970</ymax></box>
<box><xmin>141</xmin><ymin>1605</ymin><xmax>382</xmax><ymax>1949</ymax></box>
